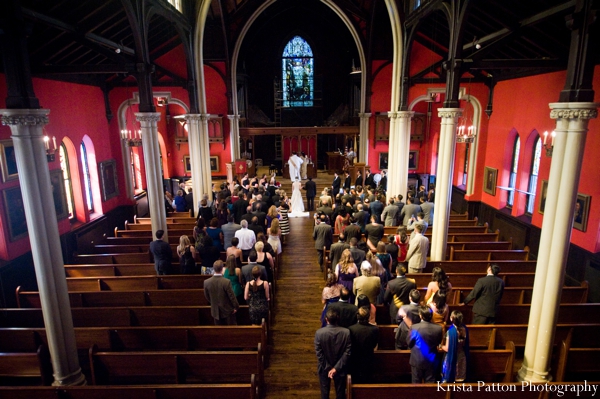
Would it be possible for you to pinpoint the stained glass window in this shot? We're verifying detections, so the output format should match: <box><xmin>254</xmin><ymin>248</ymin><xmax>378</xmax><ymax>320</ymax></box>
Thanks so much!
<box><xmin>81</xmin><ymin>142</ymin><xmax>93</xmax><ymax>212</ymax></box>
<box><xmin>282</xmin><ymin>36</ymin><xmax>313</xmax><ymax>107</ymax></box>
<box><xmin>59</xmin><ymin>143</ymin><xmax>75</xmax><ymax>219</ymax></box>
<box><xmin>507</xmin><ymin>136</ymin><xmax>520</xmax><ymax>207</ymax></box>
<box><xmin>526</xmin><ymin>137</ymin><xmax>542</xmax><ymax>214</ymax></box>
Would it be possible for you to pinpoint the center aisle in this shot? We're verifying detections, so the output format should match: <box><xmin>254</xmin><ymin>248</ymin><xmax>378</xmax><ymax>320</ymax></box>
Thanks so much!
<box><xmin>263</xmin><ymin>185</ymin><xmax>326</xmax><ymax>398</ymax></box>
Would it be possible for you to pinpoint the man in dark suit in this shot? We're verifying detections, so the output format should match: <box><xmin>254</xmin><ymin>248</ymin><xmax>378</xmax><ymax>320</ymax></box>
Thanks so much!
<box><xmin>348</xmin><ymin>306</ymin><xmax>379</xmax><ymax>383</ymax></box>
<box><xmin>149</xmin><ymin>230</ymin><xmax>173</xmax><ymax>275</ymax></box>
<box><xmin>251</xmin><ymin>203</ymin><xmax>267</xmax><ymax>227</ymax></box>
<box><xmin>348</xmin><ymin>237</ymin><xmax>366</xmax><ymax>268</ymax></box>
<box><xmin>379</xmin><ymin>170</ymin><xmax>387</xmax><ymax>192</ymax></box>
<box><xmin>384</xmin><ymin>265</ymin><xmax>417</xmax><ymax>324</ymax></box>
<box><xmin>369</xmin><ymin>194</ymin><xmax>384</xmax><ymax>224</ymax></box>
<box><xmin>184</xmin><ymin>188</ymin><xmax>194</xmax><ymax>212</ymax></box>
<box><xmin>241</xmin><ymin>251</ymin><xmax>268</xmax><ymax>285</ymax></box>
<box><xmin>385</xmin><ymin>234</ymin><xmax>399</xmax><ymax>270</ymax></box>
<box><xmin>355</xmin><ymin>170</ymin><xmax>363</xmax><ymax>187</ymax></box>
<box><xmin>249</xmin><ymin>216</ymin><xmax>265</xmax><ymax>238</ymax></box>
<box><xmin>343</xmin><ymin>171</ymin><xmax>351</xmax><ymax>191</ymax></box>
<box><xmin>353</xmin><ymin>203</ymin><xmax>368</xmax><ymax>233</ymax></box>
<box><xmin>316</xmin><ymin>201</ymin><xmax>334</xmax><ymax>223</ymax></box>
<box><xmin>315</xmin><ymin>307</ymin><xmax>351</xmax><ymax>399</ymax></box>
<box><xmin>331</xmin><ymin>171</ymin><xmax>341</xmax><ymax>196</ymax></box>
<box><xmin>344</xmin><ymin>218</ymin><xmax>362</xmax><ymax>242</ymax></box>
<box><xmin>313</xmin><ymin>214</ymin><xmax>333</xmax><ymax>271</ymax></box>
<box><xmin>460</xmin><ymin>264</ymin><xmax>505</xmax><ymax>324</ymax></box>
<box><xmin>203</xmin><ymin>260</ymin><xmax>239</xmax><ymax>325</ymax></box>
<box><xmin>328</xmin><ymin>288</ymin><xmax>358</xmax><ymax>328</ymax></box>
<box><xmin>407</xmin><ymin>306</ymin><xmax>443</xmax><ymax>383</ymax></box>
<box><xmin>395</xmin><ymin>289</ymin><xmax>421</xmax><ymax>349</ymax></box>
<box><xmin>364</xmin><ymin>170</ymin><xmax>375</xmax><ymax>190</ymax></box>
<box><xmin>329</xmin><ymin>233</ymin><xmax>349</xmax><ymax>270</ymax></box>
<box><xmin>232</xmin><ymin>192</ymin><xmax>249</xmax><ymax>223</ymax></box>
<box><xmin>304</xmin><ymin>176</ymin><xmax>317</xmax><ymax>211</ymax></box>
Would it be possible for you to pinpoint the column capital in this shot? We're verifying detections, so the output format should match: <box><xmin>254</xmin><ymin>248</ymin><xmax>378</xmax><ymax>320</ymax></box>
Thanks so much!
<box><xmin>200</xmin><ymin>113</ymin><xmax>211</xmax><ymax>122</ymax></box>
<box><xmin>438</xmin><ymin>108</ymin><xmax>463</xmax><ymax>119</ymax></box>
<box><xmin>397</xmin><ymin>111</ymin><xmax>415</xmax><ymax>119</ymax></box>
<box><xmin>0</xmin><ymin>109</ymin><xmax>50</xmax><ymax>127</ymax></box>
<box><xmin>135</xmin><ymin>112</ymin><xmax>161</xmax><ymax>123</ymax></box>
<box><xmin>184</xmin><ymin>114</ymin><xmax>203</xmax><ymax>122</ymax></box>
<box><xmin>227</xmin><ymin>114</ymin><xmax>240</xmax><ymax>121</ymax></box>
<box><xmin>358</xmin><ymin>112</ymin><xmax>372</xmax><ymax>119</ymax></box>
<box><xmin>549</xmin><ymin>102</ymin><xmax>599</xmax><ymax>120</ymax></box>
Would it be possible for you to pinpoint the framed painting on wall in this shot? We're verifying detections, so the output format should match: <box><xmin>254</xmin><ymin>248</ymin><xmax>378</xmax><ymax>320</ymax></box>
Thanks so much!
<box><xmin>210</xmin><ymin>156</ymin><xmax>219</xmax><ymax>172</ymax></box>
<box><xmin>538</xmin><ymin>180</ymin><xmax>548</xmax><ymax>214</ymax></box>
<box><xmin>573</xmin><ymin>193</ymin><xmax>591</xmax><ymax>232</ymax></box>
<box><xmin>379</xmin><ymin>152</ymin><xmax>388</xmax><ymax>170</ymax></box>
<box><xmin>483</xmin><ymin>166</ymin><xmax>498</xmax><ymax>196</ymax></box>
<box><xmin>99</xmin><ymin>159</ymin><xmax>119</xmax><ymax>201</ymax></box>
<box><xmin>183</xmin><ymin>155</ymin><xmax>191</xmax><ymax>173</ymax></box>
<box><xmin>2</xmin><ymin>186</ymin><xmax>28</xmax><ymax>241</ymax></box>
<box><xmin>0</xmin><ymin>140</ymin><xmax>18</xmax><ymax>182</ymax></box>
<box><xmin>408</xmin><ymin>150</ymin><xmax>418</xmax><ymax>170</ymax></box>
<box><xmin>49</xmin><ymin>169</ymin><xmax>69</xmax><ymax>220</ymax></box>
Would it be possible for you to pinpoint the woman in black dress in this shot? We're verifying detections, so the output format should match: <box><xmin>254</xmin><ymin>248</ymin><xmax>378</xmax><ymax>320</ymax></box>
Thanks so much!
<box><xmin>244</xmin><ymin>266</ymin><xmax>270</xmax><ymax>325</ymax></box>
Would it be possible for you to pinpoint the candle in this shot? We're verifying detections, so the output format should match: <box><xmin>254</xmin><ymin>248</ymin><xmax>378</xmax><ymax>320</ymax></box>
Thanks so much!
<box><xmin>128</xmin><ymin>130</ymin><xmax>132</xmax><ymax>139</ymax></box>
<box><xmin>543</xmin><ymin>131</ymin><xmax>548</xmax><ymax>145</ymax></box>
<box><xmin>43</xmin><ymin>136</ymin><xmax>49</xmax><ymax>150</ymax></box>
<box><xmin>52</xmin><ymin>136</ymin><xmax>56</xmax><ymax>150</ymax></box>
<box><xmin>551</xmin><ymin>131</ymin><xmax>556</xmax><ymax>145</ymax></box>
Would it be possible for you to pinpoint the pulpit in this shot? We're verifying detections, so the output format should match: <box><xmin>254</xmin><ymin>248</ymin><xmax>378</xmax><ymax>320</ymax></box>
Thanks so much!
<box><xmin>350</xmin><ymin>162</ymin><xmax>367</xmax><ymax>186</ymax></box>
<box><xmin>326</xmin><ymin>152</ymin><xmax>345</xmax><ymax>174</ymax></box>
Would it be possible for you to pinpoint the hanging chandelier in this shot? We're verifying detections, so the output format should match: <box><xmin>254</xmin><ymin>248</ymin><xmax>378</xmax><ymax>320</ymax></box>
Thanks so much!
<box><xmin>120</xmin><ymin>103</ymin><xmax>142</xmax><ymax>147</ymax></box>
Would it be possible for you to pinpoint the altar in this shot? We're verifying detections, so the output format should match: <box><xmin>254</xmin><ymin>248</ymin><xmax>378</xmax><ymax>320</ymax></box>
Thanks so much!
<box><xmin>283</xmin><ymin>163</ymin><xmax>316</xmax><ymax>179</ymax></box>
<box><xmin>326</xmin><ymin>152</ymin><xmax>346</xmax><ymax>174</ymax></box>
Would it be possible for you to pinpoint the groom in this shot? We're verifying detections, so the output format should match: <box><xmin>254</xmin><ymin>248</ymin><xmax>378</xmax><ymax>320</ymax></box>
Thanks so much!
<box><xmin>288</xmin><ymin>152</ymin><xmax>303</xmax><ymax>183</ymax></box>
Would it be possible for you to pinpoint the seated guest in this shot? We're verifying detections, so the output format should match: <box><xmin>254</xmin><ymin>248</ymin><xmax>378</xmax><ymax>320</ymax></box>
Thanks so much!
<box><xmin>348</xmin><ymin>306</ymin><xmax>379</xmax><ymax>383</ymax></box>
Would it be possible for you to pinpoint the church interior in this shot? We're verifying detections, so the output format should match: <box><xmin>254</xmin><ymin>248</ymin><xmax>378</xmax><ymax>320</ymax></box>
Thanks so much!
<box><xmin>0</xmin><ymin>0</ymin><xmax>599</xmax><ymax>396</ymax></box>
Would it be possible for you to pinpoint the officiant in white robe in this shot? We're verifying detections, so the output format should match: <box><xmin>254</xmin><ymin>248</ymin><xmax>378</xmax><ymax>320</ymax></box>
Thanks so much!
<box><xmin>288</xmin><ymin>152</ymin><xmax>303</xmax><ymax>183</ymax></box>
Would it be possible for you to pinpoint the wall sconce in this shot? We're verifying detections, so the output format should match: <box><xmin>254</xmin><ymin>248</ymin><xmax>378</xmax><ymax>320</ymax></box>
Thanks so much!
<box><xmin>543</xmin><ymin>130</ymin><xmax>555</xmax><ymax>157</ymax></box>
<box><xmin>120</xmin><ymin>129</ymin><xmax>142</xmax><ymax>147</ymax></box>
<box><xmin>43</xmin><ymin>135</ymin><xmax>57</xmax><ymax>162</ymax></box>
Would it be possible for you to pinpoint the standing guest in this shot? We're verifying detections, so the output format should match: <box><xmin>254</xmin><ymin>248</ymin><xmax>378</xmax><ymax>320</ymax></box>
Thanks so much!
<box><xmin>394</xmin><ymin>226</ymin><xmax>410</xmax><ymax>263</ymax></box>
<box><xmin>314</xmin><ymin>214</ymin><xmax>333</xmax><ymax>272</ymax></box>
<box><xmin>206</xmin><ymin>217</ymin><xmax>224</xmax><ymax>251</ymax></box>
<box><xmin>150</xmin><ymin>230</ymin><xmax>173</xmax><ymax>275</ymax></box>
<box><xmin>441</xmin><ymin>311</ymin><xmax>470</xmax><ymax>383</ymax></box>
<box><xmin>348</xmin><ymin>237</ymin><xmax>366</xmax><ymax>268</ymax></box>
<box><xmin>234</xmin><ymin>219</ymin><xmax>256</xmax><ymax>261</ymax></box>
<box><xmin>203</xmin><ymin>260</ymin><xmax>239</xmax><ymax>325</ymax></box>
<box><xmin>356</xmin><ymin>294</ymin><xmax>377</xmax><ymax>325</ymax></box>
<box><xmin>355</xmin><ymin>170</ymin><xmax>363</xmax><ymax>187</ymax></box>
<box><xmin>224</xmin><ymin>254</ymin><xmax>244</xmax><ymax>305</ymax></box>
<box><xmin>369</xmin><ymin>194</ymin><xmax>384</xmax><ymax>224</ymax></box>
<box><xmin>375</xmin><ymin>242</ymin><xmax>393</xmax><ymax>276</ymax></box>
<box><xmin>419</xmin><ymin>196</ymin><xmax>435</xmax><ymax>226</ymax></box>
<box><xmin>343</xmin><ymin>217</ymin><xmax>362</xmax><ymax>242</ymax></box>
<box><xmin>334</xmin><ymin>208</ymin><xmax>350</xmax><ymax>235</ymax></box>
<box><xmin>216</xmin><ymin>200</ymin><xmax>229</xmax><ymax>227</ymax></box>
<box><xmin>185</xmin><ymin>187</ymin><xmax>194</xmax><ymax>212</ymax></box>
<box><xmin>384</xmin><ymin>265</ymin><xmax>417</xmax><ymax>324</ymax></box>
<box><xmin>241</xmin><ymin>251</ymin><xmax>268</xmax><ymax>286</ymax></box>
<box><xmin>278</xmin><ymin>202</ymin><xmax>291</xmax><ymax>243</ymax></box>
<box><xmin>226</xmin><ymin>237</ymin><xmax>243</xmax><ymax>266</ymax></box>
<box><xmin>343</xmin><ymin>171</ymin><xmax>351</xmax><ymax>191</ymax></box>
<box><xmin>372</xmin><ymin>247</ymin><xmax>390</xmax><ymax>304</ymax></box>
<box><xmin>364</xmin><ymin>215</ymin><xmax>384</xmax><ymax>251</ymax></box>
<box><xmin>407</xmin><ymin>306</ymin><xmax>443</xmax><ymax>383</ymax></box>
<box><xmin>321</xmin><ymin>273</ymin><xmax>343</xmax><ymax>327</ymax></box>
<box><xmin>232</xmin><ymin>192</ymin><xmax>249</xmax><ymax>223</ymax></box>
<box><xmin>405</xmin><ymin>224</ymin><xmax>429</xmax><ymax>273</ymax></box>
<box><xmin>249</xmin><ymin>216</ymin><xmax>265</xmax><ymax>238</ymax></box>
<box><xmin>174</xmin><ymin>190</ymin><xmax>186</xmax><ymax>212</ymax></box>
<box><xmin>254</xmin><ymin>241</ymin><xmax>274</xmax><ymax>282</ymax></box>
<box><xmin>177</xmin><ymin>235</ymin><xmax>197</xmax><ymax>274</ymax></box>
<box><xmin>256</xmin><ymin>232</ymin><xmax>275</xmax><ymax>258</ymax></box>
<box><xmin>348</xmin><ymin>306</ymin><xmax>379</xmax><ymax>383</ymax></box>
<box><xmin>266</xmin><ymin>205</ymin><xmax>280</xmax><ymax>229</ymax></box>
<box><xmin>193</xmin><ymin>218</ymin><xmax>207</xmax><ymax>241</ymax></box>
<box><xmin>320</xmin><ymin>188</ymin><xmax>333</xmax><ymax>208</ymax></box>
<box><xmin>385</xmin><ymin>235</ymin><xmax>399</xmax><ymax>271</ymax></box>
<box><xmin>379</xmin><ymin>170</ymin><xmax>388</xmax><ymax>193</ymax></box>
<box><xmin>328</xmin><ymin>287</ymin><xmax>358</xmax><ymax>328</ymax></box>
<box><xmin>266</xmin><ymin>219</ymin><xmax>282</xmax><ymax>255</ymax></box>
<box><xmin>395</xmin><ymin>289</ymin><xmax>421</xmax><ymax>349</ymax></box>
<box><xmin>197</xmin><ymin>198</ymin><xmax>214</xmax><ymax>222</ymax></box>
<box><xmin>400</xmin><ymin>197</ymin><xmax>422</xmax><ymax>226</ymax></box>
<box><xmin>300</xmin><ymin>151</ymin><xmax>309</xmax><ymax>180</ymax></box>
<box><xmin>315</xmin><ymin>308</ymin><xmax>352</xmax><ymax>399</ymax></box>
<box><xmin>425</xmin><ymin>267</ymin><xmax>453</xmax><ymax>304</ymax></box>
<box><xmin>408</xmin><ymin>211</ymin><xmax>429</xmax><ymax>240</ymax></box>
<box><xmin>353</xmin><ymin>260</ymin><xmax>381</xmax><ymax>306</ymax></box>
<box><xmin>429</xmin><ymin>292</ymin><xmax>449</xmax><ymax>328</ymax></box>
<box><xmin>331</xmin><ymin>171</ymin><xmax>341</xmax><ymax>196</ymax></box>
<box><xmin>197</xmin><ymin>235</ymin><xmax>220</xmax><ymax>271</ymax></box>
<box><xmin>221</xmin><ymin>215</ymin><xmax>241</xmax><ymax>251</ymax></box>
<box><xmin>459</xmin><ymin>264</ymin><xmax>505</xmax><ymax>324</ymax></box>
<box><xmin>244</xmin><ymin>265</ymin><xmax>270</xmax><ymax>325</ymax></box>
<box><xmin>304</xmin><ymin>176</ymin><xmax>317</xmax><ymax>211</ymax></box>
<box><xmin>165</xmin><ymin>190</ymin><xmax>175</xmax><ymax>212</ymax></box>
<box><xmin>329</xmin><ymin>233</ymin><xmax>349</xmax><ymax>272</ymax></box>
<box><xmin>381</xmin><ymin>198</ymin><xmax>399</xmax><ymax>226</ymax></box>
<box><xmin>334</xmin><ymin>249</ymin><xmax>359</xmax><ymax>305</ymax></box>
<box><xmin>353</xmin><ymin>203</ymin><xmax>368</xmax><ymax>233</ymax></box>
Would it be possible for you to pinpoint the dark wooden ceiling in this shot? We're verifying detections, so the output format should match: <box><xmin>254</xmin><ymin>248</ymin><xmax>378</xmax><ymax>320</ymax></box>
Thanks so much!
<box><xmin>1</xmin><ymin>0</ymin><xmax>597</xmax><ymax>91</ymax></box>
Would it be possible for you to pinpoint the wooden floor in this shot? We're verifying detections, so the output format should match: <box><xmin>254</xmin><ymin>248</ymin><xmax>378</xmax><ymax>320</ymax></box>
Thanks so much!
<box><xmin>263</xmin><ymin>173</ymin><xmax>331</xmax><ymax>398</ymax></box>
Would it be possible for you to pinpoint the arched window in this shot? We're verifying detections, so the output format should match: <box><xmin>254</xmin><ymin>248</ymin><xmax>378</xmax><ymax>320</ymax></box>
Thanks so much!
<box><xmin>80</xmin><ymin>142</ymin><xmax>94</xmax><ymax>212</ymax></box>
<box><xmin>526</xmin><ymin>137</ymin><xmax>542</xmax><ymax>214</ymax></box>
<box><xmin>282</xmin><ymin>36</ymin><xmax>313</xmax><ymax>107</ymax></box>
<box><xmin>507</xmin><ymin>136</ymin><xmax>520</xmax><ymax>207</ymax></box>
<box><xmin>59</xmin><ymin>143</ymin><xmax>75</xmax><ymax>219</ymax></box>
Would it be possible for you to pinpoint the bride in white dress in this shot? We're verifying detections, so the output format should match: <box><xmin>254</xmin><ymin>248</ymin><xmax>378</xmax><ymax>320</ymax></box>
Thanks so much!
<box><xmin>290</xmin><ymin>179</ymin><xmax>305</xmax><ymax>213</ymax></box>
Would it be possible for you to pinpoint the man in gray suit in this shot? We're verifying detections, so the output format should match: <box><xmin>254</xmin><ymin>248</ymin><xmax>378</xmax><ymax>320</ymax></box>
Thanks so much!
<box><xmin>221</xmin><ymin>214</ymin><xmax>241</xmax><ymax>250</ymax></box>
<box><xmin>400</xmin><ymin>197</ymin><xmax>422</xmax><ymax>226</ymax></box>
<box><xmin>381</xmin><ymin>198</ymin><xmax>399</xmax><ymax>226</ymax></box>
<box><xmin>419</xmin><ymin>196</ymin><xmax>434</xmax><ymax>226</ymax></box>
<box><xmin>313</xmin><ymin>214</ymin><xmax>333</xmax><ymax>271</ymax></box>
<box><xmin>329</xmin><ymin>233</ymin><xmax>350</xmax><ymax>270</ymax></box>
<box><xmin>203</xmin><ymin>260</ymin><xmax>239</xmax><ymax>325</ymax></box>
<box><xmin>405</xmin><ymin>224</ymin><xmax>429</xmax><ymax>273</ymax></box>
<box><xmin>315</xmin><ymin>307</ymin><xmax>351</xmax><ymax>399</ymax></box>
<box><xmin>241</xmin><ymin>251</ymin><xmax>268</xmax><ymax>285</ymax></box>
<box><xmin>460</xmin><ymin>264</ymin><xmax>505</xmax><ymax>324</ymax></box>
<box><xmin>407</xmin><ymin>212</ymin><xmax>429</xmax><ymax>240</ymax></box>
<box><xmin>407</xmin><ymin>305</ymin><xmax>443</xmax><ymax>383</ymax></box>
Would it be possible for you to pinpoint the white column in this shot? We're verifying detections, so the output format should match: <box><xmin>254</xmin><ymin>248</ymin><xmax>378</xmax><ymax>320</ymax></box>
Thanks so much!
<box><xmin>0</xmin><ymin>109</ymin><xmax>85</xmax><ymax>386</ymax></box>
<box><xmin>358</xmin><ymin>112</ymin><xmax>371</xmax><ymax>164</ymax></box>
<box><xmin>228</xmin><ymin>114</ymin><xmax>240</xmax><ymax>161</ymax></box>
<box><xmin>188</xmin><ymin>113</ymin><xmax>213</xmax><ymax>204</ymax></box>
<box><xmin>397</xmin><ymin>111</ymin><xmax>413</xmax><ymax>201</ymax></box>
<box><xmin>430</xmin><ymin>108</ymin><xmax>462</xmax><ymax>261</ymax></box>
<box><xmin>136</xmin><ymin>112</ymin><xmax>167</xmax><ymax>241</ymax></box>
<box><xmin>199</xmin><ymin>114</ymin><xmax>213</xmax><ymax>198</ymax></box>
<box><xmin>387</xmin><ymin>112</ymin><xmax>398</xmax><ymax>196</ymax></box>
<box><xmin>518</xmin><ymin>102</ymin><xmax>597</xmax><ymax>383</ymax></box>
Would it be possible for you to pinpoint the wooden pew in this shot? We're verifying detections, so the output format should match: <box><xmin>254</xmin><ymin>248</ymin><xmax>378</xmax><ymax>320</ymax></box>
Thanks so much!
<box><xmin>63</xmin><ymin>275</ymin><xmax>213</xmax><ymax>292</ymax></box>
<box><xmin>135</xmin><ymin>215</ymin><xmax>196</xmax><ymax>224</ymax></box>
<box><xmin>424</xmin><ymin>260</ymin><xmax>537</xmax><ymax>274</ymax></box>
<box><xmin>555</xmin><ymin>329</ymin><xmax>600</xmax><ymax>382</ymax></box>
<box><xmin>90</xmin><ymin>243</ymin><xmax>179</xmax><ymax>255</ymax></box>
<box><xmin>373</xmin><ymin>303</ymin><xmax>600</xmax><ymax>326</ymax></box>
<box><xmin>125</xmin><ymin>220</ymin><xmax>196</xmax><ymax>230</ymax></box>
<box><xmin>407</xmin><ymin>272</ymin><xmax>536</xmax><ymax>288</ymax></box>
<box><xmin>0</xmin><ymin>323</ymin><xmax>266</xmax><ymax>353</ymax></box>
<box><xmin>0</xmin><ymin>344</ymin><xmax>53</xmax><ymax>386</ymax></box>
<box><xmin>0</xmin><ymin>382</ymin><xmax>258</xmax><ymax>399</ymax></box>
<box><xmin>0</xmin><ymin>306</ymin><xmax>254</xmax><ymax>328</ymax></box>
<box><xmin>368</xmin><ymin>342</ymin><xmax>515</xmax><ymax>383</ymax></box>
<box><xmin>104</xmin><ymin>236</ymin><xmax>192</xmax><ymax>245</ymax></box>
<box><xmin>71</xmin><ymin>253</ymin><xmax>155</xmax><ymax>264</ymax></box>
<box><xmin>115</xmin><ymin>229</ymin><xmax>191</xmax><ymax>238</ymax></box>
<box><xmin>88</xmin><ymin>344</ymin><xmax>264</xmax><ymax>385</ymax></box>
<box><xmin>453</xmin><ymin>282</ymin><xmax>588</xmax><ymax>305</ymax></box>
<box><xmin>449</xmin><ymin>213</ymin><xmax>468</xmax><ymax>220</ymax></box>
<box><xmin>64</xmin><ymin>264</ymin><xmax>168</xmax><ymax>277</ymax></box>
<box><xmin>449</xmin><ymin>248</ymin><xmax>529</xmax><ymax>261</ymax></box>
